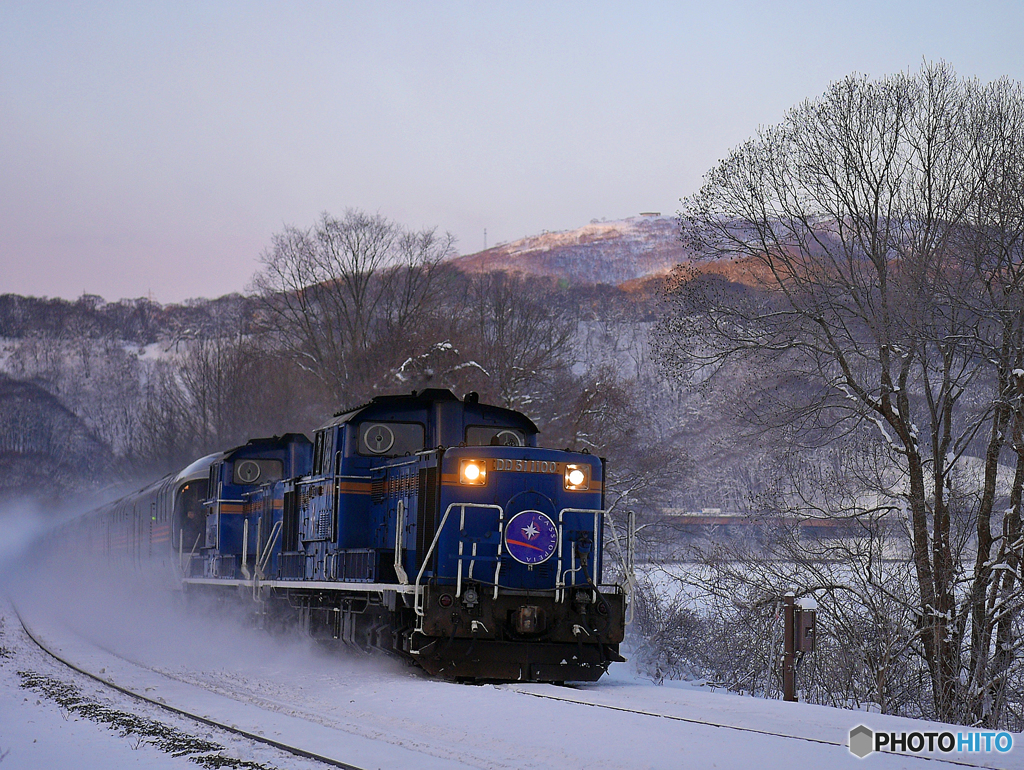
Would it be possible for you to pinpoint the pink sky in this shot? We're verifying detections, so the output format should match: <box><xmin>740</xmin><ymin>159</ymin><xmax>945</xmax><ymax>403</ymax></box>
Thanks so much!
<box><xmin>2</xmin><ymin>1</ymin><xmax>1022</xmax><ymax>303</ymax></box>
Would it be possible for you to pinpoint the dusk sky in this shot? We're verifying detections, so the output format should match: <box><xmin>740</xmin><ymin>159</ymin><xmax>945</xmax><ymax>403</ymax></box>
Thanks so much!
<box><xmin>2</xmin><ymin>1</ymin><xmax>1023</xmax><ymax>303</ymax></box>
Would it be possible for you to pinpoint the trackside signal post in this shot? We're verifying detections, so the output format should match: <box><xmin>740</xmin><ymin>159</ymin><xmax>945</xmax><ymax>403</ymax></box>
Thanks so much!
<box><xmin>782</xmin><ymin>592</ymin><xmax>816</xmax><ymax>701</ymax></box>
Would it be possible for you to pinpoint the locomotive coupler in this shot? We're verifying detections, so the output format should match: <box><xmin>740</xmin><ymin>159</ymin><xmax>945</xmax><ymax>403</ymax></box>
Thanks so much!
<box><xmin>572</xmin><ymin>588</ymin><xmax>594</xmax><ymax>614</ymax></box>
<box><xmin>513</xmin><ymin>605</ymin><xmax>546</xmax><ymax>635</ymax></box>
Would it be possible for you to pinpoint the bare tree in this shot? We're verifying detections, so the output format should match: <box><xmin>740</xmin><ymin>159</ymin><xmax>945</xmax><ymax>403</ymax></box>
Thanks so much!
<box><xmin>130</xmin><ymin>306</ymin><xmax>319</xmax><ymax>471</ymax></box>
<box><xmin>658</xmin><ymin>63</ymin><xmax>1024</xmax><ymax>726</ymax></box>
<box><xmin>459</xmin><ymin>272</ymin><xmax>579</xmax><ymax>410</ymax></box>
<box><xmin>250</xmin><ymin>210</ymin><xmax>456</xmax><ymax>405</ymax></box>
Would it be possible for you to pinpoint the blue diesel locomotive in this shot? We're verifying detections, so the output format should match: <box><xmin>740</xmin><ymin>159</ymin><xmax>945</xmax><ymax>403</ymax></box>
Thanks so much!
<box><xmin>69</xmin><ymin>389</ymin><xmax>628</xmax><ymax>682</ymax></box>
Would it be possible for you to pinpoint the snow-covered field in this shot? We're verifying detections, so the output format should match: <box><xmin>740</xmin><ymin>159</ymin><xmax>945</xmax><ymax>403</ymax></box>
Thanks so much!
<box><xmin>1</xmin><ymin>567</ymin><xmax>1021</xmax><ymax>770</ymax></box>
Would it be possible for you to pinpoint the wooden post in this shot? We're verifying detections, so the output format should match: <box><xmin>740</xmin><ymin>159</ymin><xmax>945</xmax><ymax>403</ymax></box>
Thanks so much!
<box><xmin>783</xmin><ymin>592</ymin><xmax>797</xmax><ymax>702</ymax></box>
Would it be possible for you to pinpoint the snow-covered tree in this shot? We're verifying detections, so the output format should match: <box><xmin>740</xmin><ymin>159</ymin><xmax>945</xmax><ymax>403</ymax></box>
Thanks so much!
<box><xmin>657</xmin><ymin>63</ymin><xmax>1024</xmax><ymax>727</ymax></box>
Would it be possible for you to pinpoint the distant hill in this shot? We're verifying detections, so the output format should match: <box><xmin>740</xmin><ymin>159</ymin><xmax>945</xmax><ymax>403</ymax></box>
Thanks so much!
<box><xmin>0</xmin><ymin>375</ymin><xmax>112</xmax><ymax>500</ymax></box>
<box><xmin>451</xmin><ymin>215</ymin><xmax>689</xmax><ymax>286</ymax></box>
<box><xmin>0</xmin><ymin>292</ymin><xmax>253</xmax><ymax>343</ymax></box>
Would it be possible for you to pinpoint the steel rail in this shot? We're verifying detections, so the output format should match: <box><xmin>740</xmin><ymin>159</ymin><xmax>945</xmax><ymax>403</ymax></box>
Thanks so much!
<box><xmin>14</xmin><ymin>604</ymin><xmax>367</xmax><ymax>770</ymax></box>
<box><xmin>504</xmin><ymin>686</ymin><xmax>996</xmax><ymax>769</ymax></box>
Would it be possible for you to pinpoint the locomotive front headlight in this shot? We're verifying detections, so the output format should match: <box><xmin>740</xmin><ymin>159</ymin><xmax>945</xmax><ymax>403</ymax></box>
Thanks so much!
<box><xmin>459</xmin><ymin>459</ymin><xmax>487</xmax><ymax>485</ymax></box>
<box><xmin>564</xmin><ymin>464</ymin><xmax>590</xmax><ymax>490</ymax></box>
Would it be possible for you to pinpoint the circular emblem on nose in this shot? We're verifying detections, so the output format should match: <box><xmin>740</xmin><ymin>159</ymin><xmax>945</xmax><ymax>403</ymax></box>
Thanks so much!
<box><xmin>504</xmin><ymin>510</ymin><xmax>558</xmax><ymax>565</ymax></box>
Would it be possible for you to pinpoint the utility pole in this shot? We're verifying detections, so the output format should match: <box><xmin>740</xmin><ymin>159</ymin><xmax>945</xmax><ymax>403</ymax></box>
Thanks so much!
<box><xmin>783</xmin><ymin>592</ymin><xmax>797</xmax><ymax>701</ymax></box>
<box><xmin>782</xmin><ymin>591</ymin><xmax>816</xmax><ymax>702</ymax></box>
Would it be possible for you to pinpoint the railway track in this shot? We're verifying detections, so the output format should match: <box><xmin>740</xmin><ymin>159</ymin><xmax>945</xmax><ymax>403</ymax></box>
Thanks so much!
<box><xmin>507</xmin><ymin>683</ymin><xmax>850</xmax><ymax>749</ymax></box>
<box><xmin>14</xmin><ymin>604</ymin><xmax>367</xmax><ymax>770</ymax></box>
<box><xmin>501</xmin><ymin>686</ymin><xmax>1004</xmax><ymax>769</ymax></box>
<box><xmin>12</xmin><ymin>602</ymin><xmax>525</xmax><ymax>770</ymax></box>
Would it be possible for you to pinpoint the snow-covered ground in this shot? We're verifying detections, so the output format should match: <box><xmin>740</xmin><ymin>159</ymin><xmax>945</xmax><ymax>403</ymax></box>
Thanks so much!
<box><xmin>2</xmin><ymin>568</ymin><xmax>1021</xmax><ymax>770</ymax></box>
<box><xmin>0</xmin><ymin>595</ymin><xmax>332</xmax><ymax>769</ymax></box>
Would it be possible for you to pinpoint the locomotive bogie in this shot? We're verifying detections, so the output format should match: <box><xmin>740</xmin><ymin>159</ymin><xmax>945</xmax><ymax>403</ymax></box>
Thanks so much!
<box><xmin>412</xmin><ymin>639</ymin><xmax>618</xmax><ymax>682</ymax></box>
<box><xmin>417</xmin><ymin>583</ymin><xmax>625</xmax><ymax>644</ymax></box>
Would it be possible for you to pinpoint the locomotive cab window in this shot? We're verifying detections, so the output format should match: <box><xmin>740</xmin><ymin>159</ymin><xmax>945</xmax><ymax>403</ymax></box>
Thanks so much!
<box><xmin>312</xmin><ymin>432</ymin><xmax>323</xmax><ymax>473</ymax></box>
<box><xmin>312</xmin><ymin>430</ymin><xmax>339</xmax><ymax>476</ymax></box>
<box><xmin>466</xmin><ymin>426</ymin><xmax>526</xmax><ymax>447</ymax></box>
<box><xmin>320</xmin><ymin>430</ymin><xmax>335</xmax><ymax>475</ymax></box>
<box><xmin>232</xmin><ymin>458</ymin><xmax>284</xmax><ymax>485</ymax></box>
<box><xmin>358</xmin><ymin>421</ymin><xmax>424</xmax><ymax>456</ymax></box>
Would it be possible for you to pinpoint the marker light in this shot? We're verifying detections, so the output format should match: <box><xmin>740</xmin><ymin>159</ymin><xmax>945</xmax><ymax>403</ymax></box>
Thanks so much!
<box><xmin>564</xmin><ymin>464</ymin><xmax>591</xmax><ymax>490</ymax></box>
<box><xmin>459</xmin><ymin>459</ymin><xmax>487</xmax><ymax>485</ymax></box>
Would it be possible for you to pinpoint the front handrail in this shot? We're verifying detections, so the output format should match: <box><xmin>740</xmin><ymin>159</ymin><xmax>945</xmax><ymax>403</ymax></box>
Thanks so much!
<box><xmin>555</xmin><ymin>507</ymin><xmax>605</xmax><ymax>602</ymax></box>
<box><xmin>414</xmin><ymin>502</ymin><xmax>504</xmax><ymax>618</ymax></box>
<box><xmin>600</xmin><ymin>508</ymin><xmax>636</xmax><ymax>616</ymax></box>
<box><xmin>414</xmin><ymin>504</ymin><xmax>622</xmax><ymax>617</ymax></box>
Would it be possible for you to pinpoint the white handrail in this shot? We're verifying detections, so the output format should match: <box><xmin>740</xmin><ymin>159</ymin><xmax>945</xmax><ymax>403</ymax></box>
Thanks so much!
<box><xmin>556</xmin><ymin>508</ymin><xmax>605</xmax><ymax>602</ymax></box>
<box><xmin>491</xmin><ymin>505</ymin><xmax>505</xmax><ymax>600</ymax></box>
<box><xmin>413</xmin><ymin>503</ymin><xmax>504</xmax><ymax>618</ymax></box>
<box><xmin>394</xmin><ymin>500</ymin><xmax>409</xmax><ymax>584</ymax></box>
<box><xmin>253</xmin><ymin>519</ymin><xmax>282</xmax><ymax>601</ymax></box>
<box><xmin>257</xmin><ymin>520</ymin><xmax>282</xmax><ymax>576</ymax></box>
<box><xmin>240</xmin><ymin>518</ymin><xmax>251</xmax><ymax>580</ymax></box>
<box><xmin>185</xmin><ymin>533</ymin><xmax>202</xmax><ymax>576</ymax></box>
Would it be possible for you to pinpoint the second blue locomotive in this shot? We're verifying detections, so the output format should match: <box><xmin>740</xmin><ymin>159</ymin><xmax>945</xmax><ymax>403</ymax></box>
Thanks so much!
<box><xmin>80</xmin><ymin>388</ymin><xmax>627</xmax><ymax>682</ymax></box>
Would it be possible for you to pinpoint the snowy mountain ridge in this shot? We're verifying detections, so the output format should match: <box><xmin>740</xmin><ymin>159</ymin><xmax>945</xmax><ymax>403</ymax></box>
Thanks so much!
<box><xmin>452</xmin><ymin>214</ymin><xmax>688</xmax><ymax>286</ymax></box>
